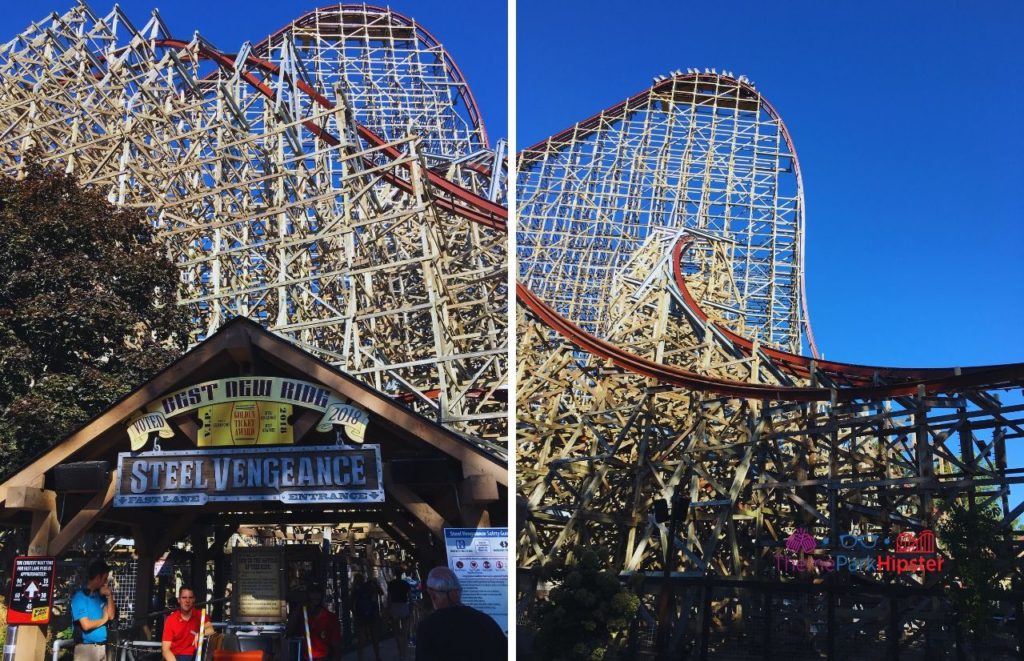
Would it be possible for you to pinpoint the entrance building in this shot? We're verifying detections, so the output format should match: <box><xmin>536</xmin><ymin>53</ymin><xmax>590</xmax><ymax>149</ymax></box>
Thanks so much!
<box><xmin>0</xmin><ymin>318</ymin><xmax>507</xmax><ymax>659</ymax></box>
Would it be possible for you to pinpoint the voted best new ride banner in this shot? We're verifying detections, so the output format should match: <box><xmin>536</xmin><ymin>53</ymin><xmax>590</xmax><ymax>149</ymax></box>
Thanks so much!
<box><xmin>444</xmin><ymin>528</ymin><xmax>509</xmax><ymax>635</ymax></box>
<box><xmin>114</xmin><ymin>444</ymin><xmax>383</xmax><ymax>507</ymax></box>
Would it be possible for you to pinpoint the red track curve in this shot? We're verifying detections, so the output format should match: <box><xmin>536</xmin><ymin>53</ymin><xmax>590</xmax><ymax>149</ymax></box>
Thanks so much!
<box><xmin>517</xmin><ymin>280</ymin><xmax>1024</xmax><ymax>402</ymax></box>
<box><xmin>670</xmin><ymin>236</ymin><xmax>967</xmax><ymax>384</ymax></box>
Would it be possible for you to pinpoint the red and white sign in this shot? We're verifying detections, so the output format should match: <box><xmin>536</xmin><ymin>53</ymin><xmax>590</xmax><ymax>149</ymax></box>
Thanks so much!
<box><xmin>7</xmin><ymin>557</ymin><xmax>56</xmax><ymax>625</ymax></box>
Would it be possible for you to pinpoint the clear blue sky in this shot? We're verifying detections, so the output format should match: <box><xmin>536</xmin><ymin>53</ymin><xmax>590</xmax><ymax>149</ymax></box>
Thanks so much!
<box><xmin>1</xmin><ymin>1</ymin><xmax>507</xmax><ymax>141</ymax></box>
<box><xmin>519</xmin><ymin>0</ymin><xmax>1023</xmax><ymax>369</ymax></box>
<box><xmin>518</xmin><ymin>0</ymin><xmax>1024</xmax><ymax>515</ymax></box>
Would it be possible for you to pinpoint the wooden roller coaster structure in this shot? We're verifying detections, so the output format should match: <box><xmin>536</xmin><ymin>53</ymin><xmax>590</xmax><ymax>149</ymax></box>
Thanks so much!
<box><xmin>0</xmin><ymin>2</ymin><xmax>508</xmax><ymax>449</ymax></box>
<box><xmin>517</xmin><ymin>73</ymin><xmax>1024</xmax><ymax>658</ymax></box>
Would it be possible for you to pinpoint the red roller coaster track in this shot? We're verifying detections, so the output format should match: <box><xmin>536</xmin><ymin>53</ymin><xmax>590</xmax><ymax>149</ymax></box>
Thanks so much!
<box><xmin>517</xmin><ymin>279</ymin><xmax>1024</xmax><ymax>402</ymax></box>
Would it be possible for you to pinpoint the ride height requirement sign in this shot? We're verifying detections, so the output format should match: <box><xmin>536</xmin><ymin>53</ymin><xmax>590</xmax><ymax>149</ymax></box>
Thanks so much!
<box><xmin>443</xmin><ymin>528</ymin><xmax>508</xmax><ymax>634</ymax></box>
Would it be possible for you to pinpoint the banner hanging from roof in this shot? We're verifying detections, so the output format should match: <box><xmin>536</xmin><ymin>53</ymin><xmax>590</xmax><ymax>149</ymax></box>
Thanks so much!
<box><xmin>127</xmin><ymin>377</ymin><xmax>369</xmax><ymax>450</ymax></box>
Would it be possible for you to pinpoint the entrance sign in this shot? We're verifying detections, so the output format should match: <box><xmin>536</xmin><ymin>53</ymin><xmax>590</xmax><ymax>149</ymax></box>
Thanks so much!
<box><xmin>232</xmin><ymin>547</ymin><xmax>286</xmax><ymax>623</ymax></box>
<box><xmin>126</xmin><ymin>377</ymin><xmax>369</xmax><ymax>450</ymax></box>
<box><xmin>7</xmin><ymin>557</ymin><xmax>56</xmax><ymax>625</ymax></box>
<box><xmin>443</xmin><ymin>528</ymin><xmax>508</xmax><ymax>634</ymax></box>
<box><xmin>114</xmin><ymin>444</ymin><xmax>384</xmax><ymax>507</ymax></box>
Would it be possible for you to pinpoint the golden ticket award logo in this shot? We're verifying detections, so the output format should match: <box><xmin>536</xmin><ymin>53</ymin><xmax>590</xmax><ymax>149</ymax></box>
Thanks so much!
<box><xmin>198</xmin><ymin>402</ymin><xmax>293</xmax><ymax>446</ymax></box>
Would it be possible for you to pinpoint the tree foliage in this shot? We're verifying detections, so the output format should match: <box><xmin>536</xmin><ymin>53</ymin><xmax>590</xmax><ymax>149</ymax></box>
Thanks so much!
<box><xmin>533</xmin><ymin>549</ymin><xmax>640</xmax><ymax>661</ymax></box>
<box><xmin>0</xmin><ymin>160</ymin><xmax>189</xmax><ymax>478</ymax></box>
<box><xmin>936</xmin><ymin>501</ymin><xmax>1006</xmax><ymax>637</ymax></box>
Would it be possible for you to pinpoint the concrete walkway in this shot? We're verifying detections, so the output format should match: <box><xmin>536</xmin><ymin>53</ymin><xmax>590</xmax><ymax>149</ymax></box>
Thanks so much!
<box><xmin>341</xmin><ymin>637</ymin><xmax>414</xmax><ymax>661</ymax></box>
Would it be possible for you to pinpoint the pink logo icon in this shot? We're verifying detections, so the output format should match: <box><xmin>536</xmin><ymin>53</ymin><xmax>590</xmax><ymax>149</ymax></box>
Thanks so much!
<box><xmin>470</xmin><ymin>560</ymin><xmax>478</xmax><ymax>569</ymax></box>
<box><xmin>785</xmin><ymin>529</ymin><xmax>817</xmax><ymax>554</ymax></box>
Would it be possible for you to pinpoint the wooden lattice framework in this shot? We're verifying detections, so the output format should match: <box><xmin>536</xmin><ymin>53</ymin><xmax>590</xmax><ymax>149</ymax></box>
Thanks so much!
<box><xmin>0</xmin><ymin>3</ymin><xmax>508</xmax><ymax>448</ymax></box>
<box><xmin>517</xmin><ymin>73</ymin><xmax>1024</xmax><ymax>657</ymax></box>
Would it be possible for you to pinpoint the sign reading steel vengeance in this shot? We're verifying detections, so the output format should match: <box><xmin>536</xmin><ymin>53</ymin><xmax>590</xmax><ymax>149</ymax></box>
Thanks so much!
<box><xmin>7</xmin><ymin>556</ymin><xmax>56</xmax><ymax>625</ymax></box>
<box><xmin>114</xmin><ymin>445</ymin><xmax>383</xmax><ymax>507</ymax></box>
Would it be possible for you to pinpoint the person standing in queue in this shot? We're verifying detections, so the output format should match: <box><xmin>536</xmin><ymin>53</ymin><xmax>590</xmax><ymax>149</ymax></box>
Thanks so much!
<box><xmin>161</xmin><ymin>585</ymin><xmax>214</xmax><ymax>661</ymax></box>
<box><xmin>70</xmin><ymin>559</ymin><xmax>116</xmax><ymax>661</ymax></box>
<box><xmin>415</xmin><ymin>567</ymin><xmax>506</xmax><ymax>661</ymax></box>
<box><xmin>386</xmin><ymin>568</ymin><xmax>413</xmax><ymax>660</ymax></box>
<box><xmin>351</xmin><ymin>573</ymin><xmax>383</xmax><ymax>661</ymax></box>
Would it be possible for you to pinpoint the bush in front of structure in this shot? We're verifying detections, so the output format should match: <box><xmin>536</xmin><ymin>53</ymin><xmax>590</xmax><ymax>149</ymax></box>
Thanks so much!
<box><xmin>532</xmin><ymin>549</ymin><xmax>639</xmax><ymax>660</ymax></box>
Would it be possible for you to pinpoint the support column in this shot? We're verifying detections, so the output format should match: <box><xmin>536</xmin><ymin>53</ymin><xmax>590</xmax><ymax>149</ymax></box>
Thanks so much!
<box><xmin>458</xmin><ymin>475</ymin><xmax>499</xmax><ymax>527</ymax></box>
<box><xmin>191</xmin><ymin>527</ymin><xmax>209</xmax><ymax>603</ymax></box>
<box><xmin>888</xmin><ymin>595</ymin><xmax>900</xmax><ymax>661</ymax></box>
<box><xmin>212</xmin><ymin>527</ymin><xmax>231</xmax><ymax>621</ymax></box>
<box><xmin>7</xmin><ymin>487</ymin><xmax>56</xmax><ymax>661</ymax></box>
<box><xmin>699</xmin><ymin>582</ymin><xmax>712</xmax><ymax>661</ymax></box>
<box><xmin>132</xmin><ymin>526</ymin><xmax>156</xmax><ymax>641</ymax></box>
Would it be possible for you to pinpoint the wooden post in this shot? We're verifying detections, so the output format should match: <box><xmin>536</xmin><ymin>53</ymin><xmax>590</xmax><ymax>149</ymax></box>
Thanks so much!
<box><xmin>827</xmin><ymin>585</ymin><xmax>836</xmax><ymax>661</ymax></box>
<box><xmin>699</xmin><ymin>582</ymin><xmax>712</xmax><ymax>661</ymax></box>
<box><xmin>132</xmin><ymin>526</ymin><xmax>156</xmax><ymax>641</ymax></box>
<box><xmin>191</xmin><ymin>527</ymin><xmax>209</xmax><ymax>603</ymax></box>
<box><xmin>458</xmin><ymin>474</ymin><xmax>499</xmax><ymax>527</ymax></box>
<box><xmin>1016</xmin><ymin>597</ymin><xmax>1023</xmax><ymax>660</ymax></box>
<box><xmin>6</xmin><ymin>487</ymin><xmax>56</xmax><ymax>661</ymax></box>
<box><xmin>888</xmin><ymin>595</ymin><xmax>900</xmax><ymax>661</ymax></box>
<box><xmin>212</xmin><ymin>527</ymin><xmax>231</xmax><ymax>621</ymax></box>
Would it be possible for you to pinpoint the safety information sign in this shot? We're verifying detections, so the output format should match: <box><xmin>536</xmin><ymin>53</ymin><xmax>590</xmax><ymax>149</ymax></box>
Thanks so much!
<box><xmin>443</xmin><ymin>528</ymin><xmax>508</xmax><ymax>634</ymax></box>
<box><xmin>7</xmin><ymin>556</ymin><xmax>56</xmax><ymax>625</ymax></box>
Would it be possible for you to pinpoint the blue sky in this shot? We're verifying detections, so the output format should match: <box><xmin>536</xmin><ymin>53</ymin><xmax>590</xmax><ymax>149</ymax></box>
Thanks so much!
<box><xmin>1</xmin><ymin>1</ymin><xmax>508</xmax><ymax>142</ymax></box>
<box><xmin>518</xmin><ymin>0</ymin><xmax>1023</xmax><ymax>515</ymax></box>
<box><xmin>519</xmin><ymin>0</ymin><xmax>1023</xmax><ymax>370</ymax></box>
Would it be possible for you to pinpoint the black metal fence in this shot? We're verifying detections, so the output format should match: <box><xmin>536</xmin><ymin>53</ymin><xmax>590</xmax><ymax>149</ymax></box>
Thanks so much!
<box><xmin>519</xmin><ymin>575</ymin><xmax>1024</xmax><ymax>660</ymax></box>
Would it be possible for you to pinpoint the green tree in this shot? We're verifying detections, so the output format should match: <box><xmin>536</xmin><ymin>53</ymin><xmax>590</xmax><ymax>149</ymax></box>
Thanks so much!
<box><xmin>0</xmin><ymin>159</ymin><xmax>189</xmax><ymax>478</ymax></box>
<box><xmin>533</xmin><ymin>549</ymin><xmax>640</xmax><ymax>661</ymax></box>
<box><xmin>936</xmin><ymin>501</ymin><xmax>1006</xmax><ymax>640</ymax></box>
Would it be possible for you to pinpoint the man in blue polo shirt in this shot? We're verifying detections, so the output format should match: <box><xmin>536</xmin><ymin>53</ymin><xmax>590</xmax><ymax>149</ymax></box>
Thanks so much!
<box><xmin>70</xmin><ymin>559</ymin><xmax>116</xmax><ymax>660</ymax></box>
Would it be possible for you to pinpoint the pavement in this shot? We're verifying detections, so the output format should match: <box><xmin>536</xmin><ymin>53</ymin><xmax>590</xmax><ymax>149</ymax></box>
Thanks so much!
<box><xmin>341</xmin><ymin>638</ymin><xmax>415</xmax><ymax>661</ymax></box>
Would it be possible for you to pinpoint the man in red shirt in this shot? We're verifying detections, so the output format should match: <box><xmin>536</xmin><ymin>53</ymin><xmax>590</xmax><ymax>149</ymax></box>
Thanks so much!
<box><xmin>162</xmin><ymin>586</ymin><xmax>214</xmax><ymax>661</ymax></box>
<box><xmin>289</xmin><ymin>585</ymin><xmax>342</xmax><ymax>661</ymax></box>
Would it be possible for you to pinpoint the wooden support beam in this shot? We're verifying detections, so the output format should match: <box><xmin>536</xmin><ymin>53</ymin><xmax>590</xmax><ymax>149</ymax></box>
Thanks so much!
<box><xmin>48</xmin><ymin>475</ymin><xmax>116</xmax><ymax>556</ymax></box>
<box><xmin>131</xmin><ymin>511</ymin><xmax>200</xmax><ymax>638</ymax></box>
<box><xmin>191</xmin><ymin>526</ymin><xmax>209</xmax><ymax>602</ymax></box>
<box><xmin>132</xmin><ymin>524</ymin><xmax>157</xmax><ymax>640</ymax></box>
<box><xmin>212</xmin><ymin>527</ymin><xmax>231</xmax><ymax>621</ymax></box>
<box><xmin>383</xmin><ymin>466</ymin><xmax>450</xmax><ymax>540</ymax></box>
<box><xmin>155</xmin><ymin>511</ymin><xmax>201</xmax><ymax>559</ymax></box>
<box><xmin>458</xmin><ymin>474</ymin><xmax>499</xmax><ymax>527</ymax></box>
<box><xmin>6</xmin><ymin>486</ymin><xmax>55</xmax><ymax>512</ymax></box>
<box><xmin>387</xmin><ymin>517</ymin><xmax>444</xmax><ymax>567</ymax></box>
<box><xmin>9</xmin><ymin>488</ymin><xmax>58</xmax><ymax>661</ymax></box>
